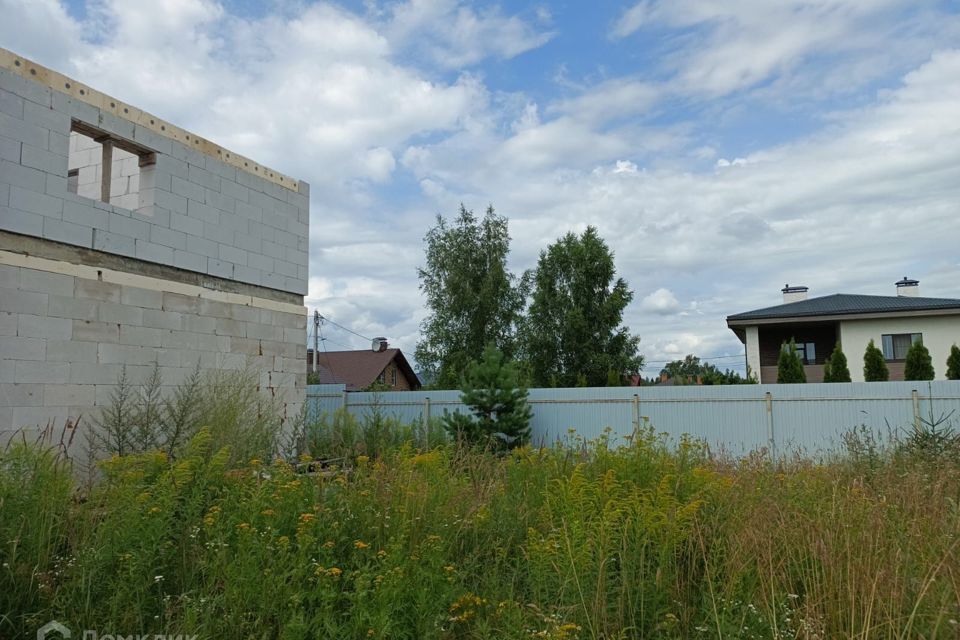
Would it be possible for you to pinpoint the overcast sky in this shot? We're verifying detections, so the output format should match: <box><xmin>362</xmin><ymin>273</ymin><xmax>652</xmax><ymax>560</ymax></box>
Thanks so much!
<box><xmin>3</xmin><ymin>0</ymin><xmax>959</xmax><ymax>375</ymax></box>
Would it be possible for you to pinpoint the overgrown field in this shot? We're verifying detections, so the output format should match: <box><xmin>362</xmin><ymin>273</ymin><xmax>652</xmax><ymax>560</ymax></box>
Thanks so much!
<box><xmin>2</xmin><ymin>407</ymin><xmax>960</xmax><ymax>638</ymax></box>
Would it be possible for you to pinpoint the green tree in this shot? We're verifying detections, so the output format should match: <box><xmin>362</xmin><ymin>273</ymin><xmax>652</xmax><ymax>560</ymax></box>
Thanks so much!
<box><xmin>823</xmin><ymin>344</ymin><xmax>852</xmax><ymax>382</ymax></box>
<box><xmin>443</xmin><ymin>345</ymin><xmax>532</xmax><ymax>449</ymax></box>
<box><xmin>904</xmin><ymin>340</ymin><xmax>935</xmax><ymax>381</ymax></box>
<box><xmin>522</xmin><ymin>226</ymin><xmax>642</xmax><ymax>387</ymax></box>
<box><xmin>416</xmin><ymin>204</ymin><xmax>528</xmax><ymax>388</ymax></box>
<box><xmin>777</xmin><ymin>339</ymin><xmax>806</xmax><ymax>383</ymax></box>
<box><xmin>947</xmin><ymin>344</ymin><xmax>960</xmax><ymax>380</ymax></box>
<box><xmin>659</xmin><ymin>354</ymin><xmax>752</xmax><ymax>385</ymax></box>
<box><xmin>863</xmin><ymin>339</ymin><xmax>889</xmax><ymax>381</ymax></box>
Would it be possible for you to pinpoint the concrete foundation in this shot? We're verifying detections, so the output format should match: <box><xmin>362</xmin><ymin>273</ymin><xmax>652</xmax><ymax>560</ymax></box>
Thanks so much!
<box><xmin>0</xmin><ymin>48</ymin><xmax>309</xmax><ymax>439</ymax></box>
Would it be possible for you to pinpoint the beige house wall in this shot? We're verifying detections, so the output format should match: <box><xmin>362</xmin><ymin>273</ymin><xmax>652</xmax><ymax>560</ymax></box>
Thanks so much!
<box><xmin>839</xmin><ymin>315</ymin><xmax>960</xmax><ymax>382</ymax></box>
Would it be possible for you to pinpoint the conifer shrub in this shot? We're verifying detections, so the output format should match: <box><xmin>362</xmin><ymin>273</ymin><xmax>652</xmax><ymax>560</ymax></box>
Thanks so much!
<box><xmin>946</xmin><ymin>344</ymin><xmax>960</xmax><ymax>380</ymax></box>
<box><xmin>863</xmin><ymin>339</ymin><xmax>889</xmax><ymax>381</ymax></box>
<box><xmin>823</xmin><ymin>344</ymin><xmax>852</xmax><ymax>382</ymax></box>
<box><xmin>443</xmin><ymin>345</ymin><xmax>532</xmax><ymax>449</ymax></box>
<box><xmin>904</xmin><ymin>340</ymin><xmax>935</xmax><ymax>381</ymax></box>
<box><xmin>776</xmin><ymin>339</ymin><xmax>806</xmax><ymax>383</ymax></box>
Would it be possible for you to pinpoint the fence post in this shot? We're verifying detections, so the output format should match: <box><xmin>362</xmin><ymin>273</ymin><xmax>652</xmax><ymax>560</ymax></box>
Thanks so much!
<box><xmin>423</xmin><ymin>397</ymin><xmax>431</xmax><ymax>448</ymax></box>
<box><xmin>911</xmin><ymin>389</ymin><xmax>921</xmax><ymax>431</ymax></box>
<box><xmin>632</xmin><ymin>394</ymin><xmax>640</xmax><ymax>432</ymax></box>
<box><xmin>342</xmin><ymin>391</ymin><xmax>348</xmax><ymax>415</ymax></box>
<box><xmin>765</xmin><ymin>391</ymin><xmax>776</xmax><ymax>459</ymax></box>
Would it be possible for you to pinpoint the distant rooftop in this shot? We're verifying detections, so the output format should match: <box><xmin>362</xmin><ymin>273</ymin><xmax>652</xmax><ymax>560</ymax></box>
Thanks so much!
<box><xmin>727</xmin><ymin>293</ymin><xmax>960</xmax><ymax>323</ymax></box>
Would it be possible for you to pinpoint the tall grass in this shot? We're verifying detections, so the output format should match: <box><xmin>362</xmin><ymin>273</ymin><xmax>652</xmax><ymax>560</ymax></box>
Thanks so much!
<box><xmin>2</xmin><ymin>404</ymin><xmax>959</xmax><ymax>638</ymax></box>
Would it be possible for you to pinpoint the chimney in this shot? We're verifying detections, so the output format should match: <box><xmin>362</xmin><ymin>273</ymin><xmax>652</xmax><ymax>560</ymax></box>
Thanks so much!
<box><xmin>896</xmin><ymin>276</ymin><xmax>919</xmax><ymax>297</ymax></box>
<box><xmin>781</xmin><ymin>284</ymin><xmax>809</xmax><ymax>304</ymax></box>
<box><xmin>371</xmin><ymin>337</ymin><xmax>388</xmax><ymax>352</ymax></box>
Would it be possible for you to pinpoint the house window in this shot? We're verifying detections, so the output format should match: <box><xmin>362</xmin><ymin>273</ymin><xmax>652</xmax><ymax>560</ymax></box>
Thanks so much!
<box><xmin>881</xmin><ymin>333</ymin><xmax>921</xmax><ymax>361</ymax></box>
<box><xmin>68</xmin><ymin>121</ymin><xmax>155</xmax><ymax>210</ymax></box>
<box><xmin>377</xmin><ymin>371</ymin><xmax>386</xmax><ymax>384</ymax></box>
<box><xmin>390</xmin><ymin>368</ymin><xmax>397</xmax><ymax>386</ymax></box>
<box><xmin>791</xmin><ymin>342</ymin><xmax>816</xmax><ymax>365</ymax></box>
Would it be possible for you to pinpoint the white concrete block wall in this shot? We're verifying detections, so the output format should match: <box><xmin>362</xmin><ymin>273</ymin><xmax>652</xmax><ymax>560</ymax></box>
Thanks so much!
<box><xmin>0</xmin><ymin>67</ymin><xmax>309</xmax><ymax>296</ymax></box>
<box><xmin>0</xmin><ymin>258</ymin><xmax>307</xmax><ymax>435</ymax></box>
<box><xmin>0</xmin><ymin>54</ymin><xmax>309</xmax><ymax>440</ymax></box>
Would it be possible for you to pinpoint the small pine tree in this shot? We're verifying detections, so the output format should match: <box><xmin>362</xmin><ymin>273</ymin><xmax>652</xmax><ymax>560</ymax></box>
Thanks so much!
<box><xmin>904</xmin><ymin>340</ymin><xmax>935</xmax><ymax>381</ymax></box>
<box><xmin>824</xmin><ymin>344</ymin><xmax>851</xmax><ymax>383</ymax></box>
<box><xmin>443</xmin><ymin>345</ymin><xmax>532</xmax><ymax>449</ymax></box>
<box><xmin>946</xmin><ymin>344</ymin><xmax>960</xmax><ymax>380</ymax></box>
<box><xmin>863</xmin><ymin>339</ymin><xmax>889</xmax><ymax>382</ymax></box>
<box><xmin>777</xmin><ymin>339</ymin><xmax>806</xmax><ymax>383</ymax></box>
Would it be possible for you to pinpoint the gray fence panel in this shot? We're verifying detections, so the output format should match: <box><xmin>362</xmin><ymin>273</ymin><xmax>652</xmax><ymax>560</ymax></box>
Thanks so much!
<box><xmin>306</xmin><ymin>381</ymin><xmax>960</xmax><ymax>456</ymax></box>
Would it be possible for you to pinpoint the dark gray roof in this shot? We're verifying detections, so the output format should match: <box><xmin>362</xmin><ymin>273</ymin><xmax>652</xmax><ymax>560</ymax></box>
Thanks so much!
<box><xmin>727</xmin><ymin>293</ymin><xmax>960</xmax><ymax>322</ymax></box>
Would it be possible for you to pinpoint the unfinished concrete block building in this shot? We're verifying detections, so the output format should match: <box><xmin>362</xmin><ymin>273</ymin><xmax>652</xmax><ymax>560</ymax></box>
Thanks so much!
<box><xmin>0</xmin><ymin>48</ymin><xmax>309</xmax><ymax>437</ymax></box>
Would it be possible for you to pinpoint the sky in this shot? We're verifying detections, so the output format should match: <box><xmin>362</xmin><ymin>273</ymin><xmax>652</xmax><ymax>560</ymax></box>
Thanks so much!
<box><xmin>2</xmin><ymin>0</ymin><xmax>959</xmax><ymax>376</ymax></box>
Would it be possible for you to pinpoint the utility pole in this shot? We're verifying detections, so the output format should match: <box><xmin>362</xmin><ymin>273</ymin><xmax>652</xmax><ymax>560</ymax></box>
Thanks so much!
<box><xmin>313</xmin><ymin>310</ymin><xmax>320</xmax><ymax>373</ymax></box>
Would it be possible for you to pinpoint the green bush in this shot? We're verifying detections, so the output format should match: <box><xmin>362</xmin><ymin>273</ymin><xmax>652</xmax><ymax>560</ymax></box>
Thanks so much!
<box><xmin>863</xmin><ymin>339</ymin><xmax>890</xmax><ymax>381</ymax></box>
<box><xmin>777</xmin><ymin>338</ymin><xmax>806</xmax><ymax>383</ymax></box>
<box><xmin>945</xmin><ymin>344</ymin><xmax>960</xmax><ymax>380</ymax></box>
<box><xmin>443</xmin><ymin>345</ymin><xmax>532</xmax><ymax>449</ymax></box>
<box><xmin>823</xmin><ymin>344</ymin><xmax>852</xmax><ymax>382</ymax></box>
<box><xmin>904</xmin><ymin>340</ymin><xmax>935</xmax><ymax>381</ymax></box>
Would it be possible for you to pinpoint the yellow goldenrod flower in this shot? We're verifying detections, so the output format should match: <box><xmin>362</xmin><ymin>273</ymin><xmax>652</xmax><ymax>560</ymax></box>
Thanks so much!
<box><xmin>299</xmin><ymin>513</ymin><xmax>316</xmax><ymax>524</ymax></box>
<box><xmin>249</xmin><ymin>458</ymin><xmax>262</xmax><ymax>467</ymax></box>
<box><xmin>236</xmin><ymin>522</ymin><xmax>251</xmax><ymax>531</ymax></box>
<box><xmin>356</xmin><ymin>455</ymin><xmax>369</xmax><ymax>464</ymax></box>
<box><xmin>354</xmin><ymin>540</ymin><xmax>369</xmax><ymax>550</ymax></box>
<box><xmin>261</xmin><ymin>509</ymin><xmax>275</xmax><ymax>517</ymax></box>
<box><xmin>148</xmin><ymin>506</ymin><xmax>161</xmax><ymax>514</ymax></box>
<box><xmin>323</xmin><ymin>540</ymin><xmax>335</xmax><ymax>549</ymax></box>
<box><xmin>327</xmin><ymin>567</ymin><xmax>342</xmax><ymax>577</ymax></box>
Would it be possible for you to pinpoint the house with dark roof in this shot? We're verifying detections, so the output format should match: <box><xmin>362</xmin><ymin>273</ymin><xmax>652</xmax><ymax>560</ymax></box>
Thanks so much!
<box><xmin>306</xmin><ymin>339</ymin><xmax>421</xmax><ymax>391</ymax></box>
<box><xmin>727</xmin><ymin>278</ymin><xmax>960</xmax><ymax>383</ymax></box>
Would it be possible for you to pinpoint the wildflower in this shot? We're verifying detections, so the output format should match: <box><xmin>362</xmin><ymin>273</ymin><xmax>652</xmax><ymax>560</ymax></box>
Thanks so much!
<box><xmin>278</xmin><ymin>536</ymin><xmax>290</xmax><ymax>549</ymax></box>
<box><xmin>203</xmin><ymin>516</ymin><xmax>216</xmax><ymax>527</ymax></box>
<box><xmin>261</xmin><ymin>509</ymin><xmax>275</xmax><ymax>517</ymax></box>
<box><xmin>356</xmin><ymin>455</ymin><xmax>369</xmax><ymax>464</ymax></box>
<box><xmin>148</xmin><ymin>506</ymin><xmax>161</xmax><ymax>514</ymax></box>
<box><xmin>354</xmin><ymin>540</ymin><xmax>369</xmax><ymax>550</ymax></box>
<box><xmin>249</xmin><ymin>458</ymin><xmax>262</xmax><ymax>467</ymax></box>
<box><xmin>323</xmin><ymin>540</ymin><xmax>335</xmax><ymax>549</ymax></box>
<box><xmin>327</xmin><ymin>567</ymin><xmax>342</xmax><ymax>577</ymax></box>
<box><xmin>154</xmin><ymin>575</ymin><xmax>164</xmax><ymax>583</ymax></box>
<box><xmin>367</xmin><ymin>630</ymin><xmax>374</xmax><ymax>637</ymax></box>
<box><xmin>299</xmin><ymin>513</ymin><xmax>316</xmax><ymax>524</ymax></box>
<box><xmin>376</xmin><ymin>549</ymin><xmax>387</xmax><ymax>559</ymax></box>
<box><xmin>444</xmin><ymin>565</ymin><xmax>455</xmax><ymax>573</ymax></box>
<box><xmin>236</xmin><ymin>522</ymin><xmax>251</xmax><ymax>531</ymax></box>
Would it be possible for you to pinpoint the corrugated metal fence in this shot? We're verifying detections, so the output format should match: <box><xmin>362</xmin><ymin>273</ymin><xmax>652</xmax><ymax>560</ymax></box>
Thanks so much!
<box><xmin>307</xmin><ymin>381</ymin><xmax>960</xmax><ymax>456</ymax></box>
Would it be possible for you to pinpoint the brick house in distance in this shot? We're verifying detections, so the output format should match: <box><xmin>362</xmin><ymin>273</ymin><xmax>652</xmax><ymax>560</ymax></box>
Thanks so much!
<box><xmin>727</xmin><ymin>279</ymin><xmax>960</xmax><ymax>383</ymax></box>
<box><xmin>307</xmin><ymin>338</ymin><xmax>420</xmax><ymax>391</ymax></box>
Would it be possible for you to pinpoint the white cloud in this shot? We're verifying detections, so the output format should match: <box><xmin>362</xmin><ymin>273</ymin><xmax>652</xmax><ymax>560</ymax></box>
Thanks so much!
<box><xmin>641</xmin><ymin>288</ymin><xmax>681</xmax><ymax>314</ymax></box>
<box><xmin>611</xmin><ymin>0</ymin><xmax>957</xmax><ymax>100</ymax></box>
<box><xmin>382</xmin><ymin>0</ymin><xmax>554</xmax><ymax>68</ymax></box>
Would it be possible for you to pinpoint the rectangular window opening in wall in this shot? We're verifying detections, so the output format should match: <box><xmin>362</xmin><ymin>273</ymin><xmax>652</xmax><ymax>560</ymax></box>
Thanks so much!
<box><xmin>881</xmin><ymin>333</ymin><xmax>922</xmax><ymax>361</ymax></box>
<box><xmin>68</xmin><ymin>121</ymin><xmax>156</xmax><ymax>211</ymax></box>
<box><xmin>794</xmin><ymin>341</ymin><xmax>816</xmax><ymax>365</ymax></box>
